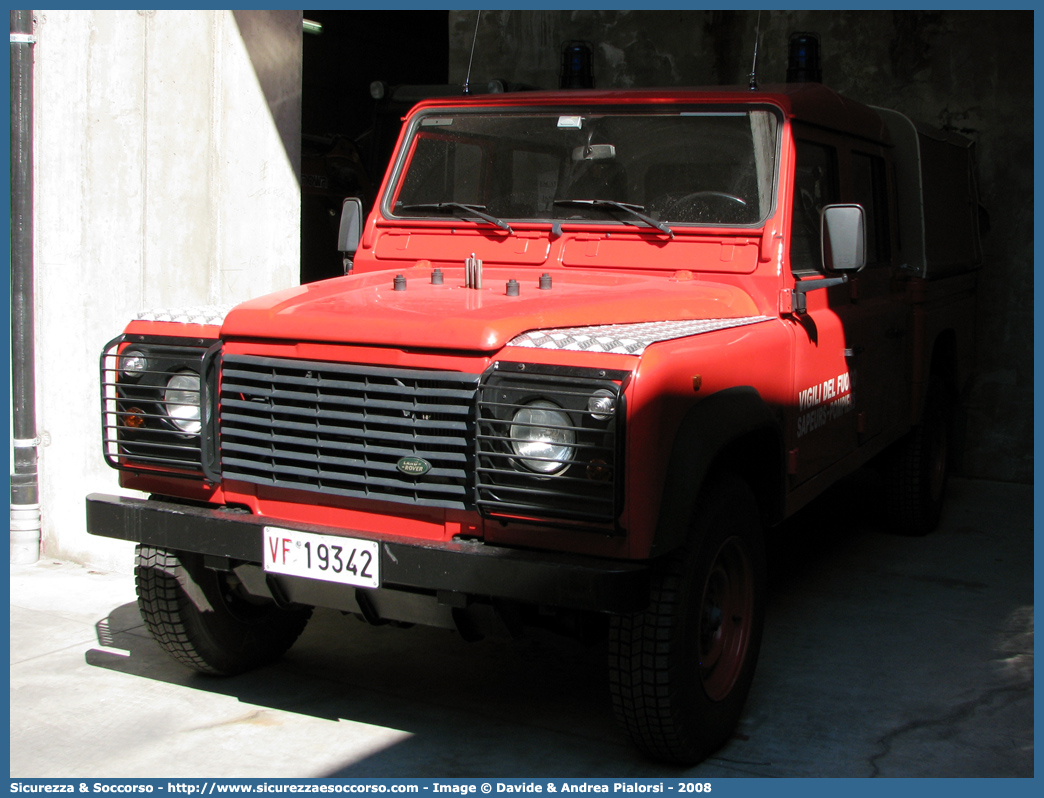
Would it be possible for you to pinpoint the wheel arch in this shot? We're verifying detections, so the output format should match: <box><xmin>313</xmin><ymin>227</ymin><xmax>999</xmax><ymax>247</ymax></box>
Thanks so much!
<box><xmin>908</xmin><ymin>327</ymin><xmax>961</xmax><ymax>431</ymax></box>
<box><xmin>649</xmin><ymin>387</ymin><xmax>783</xmax><ymax>558</ymax></box>
<box><xmin>927</xmin><ymin>328</ymin><xmax>966</xmax><ymax>472</ymax></box>
<box><xmin>929</xmin><ymin>328</ymin><xmax>960</xmax><ymax>396</ymax></box>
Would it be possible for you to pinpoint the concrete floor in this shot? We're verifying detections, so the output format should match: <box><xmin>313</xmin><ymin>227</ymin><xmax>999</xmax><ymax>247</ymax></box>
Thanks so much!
<box><xmin>9</xmin><ymin>478</ymin><xmax>1033</xmax><ymax>778</ymax></box>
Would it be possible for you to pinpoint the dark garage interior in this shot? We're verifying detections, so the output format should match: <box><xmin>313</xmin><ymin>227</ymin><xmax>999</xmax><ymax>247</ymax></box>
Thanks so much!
<box><xmin>299</xmin><ymin>10</ymin><xmax>449</xmax><ymax>283</ymax></box>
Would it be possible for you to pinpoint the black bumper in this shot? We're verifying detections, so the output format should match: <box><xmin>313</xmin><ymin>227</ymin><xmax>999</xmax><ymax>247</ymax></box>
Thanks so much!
<box><xmin>86</xmin><ymin>493</ymin><xmax>650</xmax><ymax>614</ymax></box>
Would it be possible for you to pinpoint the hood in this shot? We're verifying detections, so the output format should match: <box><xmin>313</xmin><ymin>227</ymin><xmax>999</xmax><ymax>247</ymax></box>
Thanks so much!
<box><xmin>221</xmin><ymin>268</ymin><xmax>762</xmax><ymax>353</ymax></box>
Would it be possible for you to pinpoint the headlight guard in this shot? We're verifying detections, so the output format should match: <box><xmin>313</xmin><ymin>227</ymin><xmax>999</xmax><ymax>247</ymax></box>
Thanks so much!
<box><xmin>100</xmin><ymin>334</ymin><xmax>221</xmax><ymax>481</ymax></box>
<box><xmin>476</xmin><ymin>362</ymin><xmax>629</xmax><ymax>528</ymax></box>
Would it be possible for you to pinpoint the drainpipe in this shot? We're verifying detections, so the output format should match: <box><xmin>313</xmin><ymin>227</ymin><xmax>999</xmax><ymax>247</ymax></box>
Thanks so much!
<box><xmin>10</xmin><ymin>9</ymin><xmax>40</xmax><ymax>564</ymax></box>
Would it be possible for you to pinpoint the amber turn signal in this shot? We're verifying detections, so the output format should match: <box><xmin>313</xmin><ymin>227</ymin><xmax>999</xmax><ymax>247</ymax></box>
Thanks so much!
<box><xmin>123</xmin><ymin>408</ymin><xmax>146</xmax><ymax>428</ymax></box>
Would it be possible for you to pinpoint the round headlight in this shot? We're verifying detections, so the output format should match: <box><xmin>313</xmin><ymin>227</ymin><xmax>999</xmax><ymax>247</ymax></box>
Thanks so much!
<box><xmin>510</xmin><ymin>400</ymin><xmax>575</xmax><ymax>475</ymax></box>
<box><xmin>164</xmin><ymin>371</ymin><xmax>202</xmax><ymax>435</ymax></box>
<box><xmin>119</xmin><ymin>349</ymin><xmax>148</xmax><ymax>379</ymax></box>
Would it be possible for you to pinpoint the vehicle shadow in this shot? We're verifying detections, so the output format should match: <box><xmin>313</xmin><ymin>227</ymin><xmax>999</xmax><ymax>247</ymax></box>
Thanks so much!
<box><xmin>87</xmin><ymin>600</ymin><xmax>671</xmax><ymax>775</ymax></box>
<box><xmin>84</xmin><ymin>474</ymin><xmax>1029</xmax><ymax>777</ymax></box>
<box><xmin>82</xmin><ymin>474</ymin><xmax>882</xmax><ymax>777</ymax></box>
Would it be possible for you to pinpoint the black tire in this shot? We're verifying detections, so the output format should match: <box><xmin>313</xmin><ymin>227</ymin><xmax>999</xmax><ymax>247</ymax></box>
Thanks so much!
<box><xmin>882</xmin><ymin>378</ymin><xmax>951</xmax><ymax>536</ymax></box>
<box><xmin>609</xmin><ymin>475</ymin><xmax>766</xmax><ymax>765</ymax></box>
<box><xmin>135</xmin><ymin>545</ymin><xmax>312</xmax><ymax>675</ymax></box>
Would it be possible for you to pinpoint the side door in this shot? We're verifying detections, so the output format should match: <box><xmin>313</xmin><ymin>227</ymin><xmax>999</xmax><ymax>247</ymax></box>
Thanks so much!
<box><xmin>785</xmin><ymin>131</ymin><xmax>859</xmax><ymax>485</ymax></box>
<box><xmin>839</xmin><ymin>147</ymin><xmax>910</xmax><ymax>443</ymax></box>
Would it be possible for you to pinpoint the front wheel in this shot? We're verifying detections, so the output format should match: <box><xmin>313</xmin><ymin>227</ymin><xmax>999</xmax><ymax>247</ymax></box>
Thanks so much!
<box><xmin>135</xmin><ymin>546</ymin><xmax>312</xmax><ymax>675</ymax></box>
<box><xmin>609</xmin><ymin>475</ymin><xmax>766</xmax><ymax>764</ymax></box>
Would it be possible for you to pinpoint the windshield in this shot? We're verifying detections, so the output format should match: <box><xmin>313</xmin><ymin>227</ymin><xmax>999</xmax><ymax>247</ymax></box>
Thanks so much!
<box><xmin>388</xmin><ymin>107</ymin><xmax>779</xmax><ymax>229</ymax></box>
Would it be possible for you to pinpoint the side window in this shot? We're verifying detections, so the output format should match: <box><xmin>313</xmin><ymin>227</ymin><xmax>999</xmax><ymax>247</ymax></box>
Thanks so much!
<box><xmin>851</xmin><ymin>152</ymin><xmax>890</xmax><ymax>265</ymax></box>
<box><xmin>791</xmin><ymin>140</ymin><xmax>839</xmax><ymax>273</ymax></box>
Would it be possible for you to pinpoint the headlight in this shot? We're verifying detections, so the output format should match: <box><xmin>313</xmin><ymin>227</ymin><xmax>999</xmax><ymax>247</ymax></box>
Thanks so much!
<box><xmin>510</xmin><ymin>400</ymin><xmax>576</xmax><ymax>474</ymax></box>
<box><xmin>119</xmin><ymin>349</ymin><xmax>148</xmax><ymax>379</ymax></box>
<box><xmin>164</xmin><ymin>370</ymin><xmax>202</xmax><ymax>434</ymax></box>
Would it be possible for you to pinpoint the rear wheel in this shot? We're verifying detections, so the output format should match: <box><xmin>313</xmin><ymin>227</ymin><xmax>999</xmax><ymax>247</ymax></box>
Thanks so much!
<box><xmin>135</xmin><ymin>546</ymin><xmax>312</xmax><ymax>675</ymax></box>
<box><xmin>609</xmin><ymin>475</ymin><xmax>766</xmax><ymax>764</ymax></box>
<box><xmin>882</xmin><ymin>378</ymin><xmax>951</xmax><ymax>536</ymax></box>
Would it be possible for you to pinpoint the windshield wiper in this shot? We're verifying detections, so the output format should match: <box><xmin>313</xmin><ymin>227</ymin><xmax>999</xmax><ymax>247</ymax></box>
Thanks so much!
<box><xmin>553</xmin><ymin>199</ymin><xmax>674</xmax><ymax>239</ymax></box>
<box><xmin>398</xmin><ymin>202</ymin><xmax>514</xmax><ymax>233</ymax></box>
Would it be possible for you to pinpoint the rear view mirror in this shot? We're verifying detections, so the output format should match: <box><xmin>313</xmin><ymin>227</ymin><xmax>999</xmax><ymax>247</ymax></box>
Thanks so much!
<box><xmin>338</xmin><ymin>197</ymin><xmax>364</xmax><ymax>255</ymax></box>
<box><xmin>821</xmin><ymin>204</ymin><xmax>866</xmax><ymax>272</ymax></box>
<box><xmin>571</xmin><ymin>144</ymin><xmax>616</xmax><ymax>161</ymax></box>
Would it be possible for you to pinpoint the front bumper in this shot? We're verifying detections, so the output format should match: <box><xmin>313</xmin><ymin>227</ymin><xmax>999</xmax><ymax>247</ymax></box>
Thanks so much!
<box><xmin>86</xmin><ymin>493</ymin><xmax>650</xmax><ymax>614</ymax></box>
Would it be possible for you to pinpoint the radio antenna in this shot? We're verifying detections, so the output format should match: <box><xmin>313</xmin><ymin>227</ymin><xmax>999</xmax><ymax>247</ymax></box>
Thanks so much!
<box><xmin>463</xmin><ymin>10</ymin><xmax>482</xmax><ymax>95</ymax></box>
<box><xmin>748</xmin><ymin>10</ymin><xmax>762</xmax><ymax>91</ymax></box>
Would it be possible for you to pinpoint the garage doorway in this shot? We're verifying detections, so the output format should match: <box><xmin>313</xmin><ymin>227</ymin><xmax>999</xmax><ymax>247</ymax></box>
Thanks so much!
<box><xmin>300</xmin><ymin>10</ymin><xmax>449</xmax><ymax>283</ymax></box>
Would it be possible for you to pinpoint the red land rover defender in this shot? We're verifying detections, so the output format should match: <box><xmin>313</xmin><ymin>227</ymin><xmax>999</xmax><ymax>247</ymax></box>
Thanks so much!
<box><xmin>88</xmin><ymin>72</ymin><xmax>981</xmax><ymax>763</ymax></box>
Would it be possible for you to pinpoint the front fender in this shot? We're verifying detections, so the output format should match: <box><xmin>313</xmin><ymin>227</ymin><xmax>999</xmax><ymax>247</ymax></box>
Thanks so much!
<box><xmin>649</xmin><ymin>386</ymin><xmax>781</xmax><ymax>557</ymax></box>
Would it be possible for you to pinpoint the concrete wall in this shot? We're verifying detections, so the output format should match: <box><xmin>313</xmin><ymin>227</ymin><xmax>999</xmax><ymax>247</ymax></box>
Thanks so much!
<box><xmin>31</xmin><ymin>9</ymin><xmax>302</xmax><ymax>570</ymax></box>
<box><xmin>450</xmin><ymin>10</ymin><xmax>1033</xmax><ymax>484</ymax></box>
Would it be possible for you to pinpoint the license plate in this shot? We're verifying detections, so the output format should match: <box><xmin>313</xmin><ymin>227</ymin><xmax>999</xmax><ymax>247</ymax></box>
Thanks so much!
<box><xmin>263</xmin><ymin>526</ymin><xmax>380</xmax><ymax>589</ymax></box>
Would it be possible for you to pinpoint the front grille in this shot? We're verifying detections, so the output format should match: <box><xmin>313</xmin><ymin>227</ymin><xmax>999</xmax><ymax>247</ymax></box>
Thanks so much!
<box><xmin>476</xmin><ymin>364</ymin><xmax>627</xmax><ymax>526</ymax></box>
<box><xmin>219</xmin><ymin>355</ymin><xmax>480</xmax><ymax>509</ymax></box>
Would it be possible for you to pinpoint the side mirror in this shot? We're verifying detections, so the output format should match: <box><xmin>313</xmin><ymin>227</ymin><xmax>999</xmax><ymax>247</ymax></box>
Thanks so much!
<box><xmin>337</xmin><ymin>197</ymin><xmax>364</xmax><ymax>274</ymax></box>
<box><xmin>821</xmin><ymin>204</ymin><xmax>866</xmax><ymax>273</ymax></box>
<box><xmin>337</xmin><ymin>197</ymin><xmax>364</xmax><ymax>255</ymax></box>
